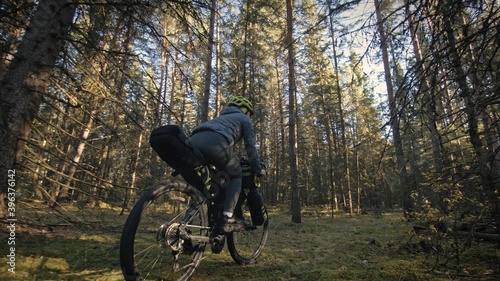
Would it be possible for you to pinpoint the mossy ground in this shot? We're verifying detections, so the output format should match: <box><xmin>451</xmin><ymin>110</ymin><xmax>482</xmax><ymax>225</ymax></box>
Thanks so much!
<box><xmin>1</xmin><ymin>202</ymin><xmax>498</xmax><ymax>280</ymax></box>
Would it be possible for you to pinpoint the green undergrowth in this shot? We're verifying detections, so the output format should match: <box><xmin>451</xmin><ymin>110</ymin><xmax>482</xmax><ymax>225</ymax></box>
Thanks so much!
<box><xmin>1</xmin><ymin>202</ymin><xmax>498</xmax><ymax>280</ymax></box>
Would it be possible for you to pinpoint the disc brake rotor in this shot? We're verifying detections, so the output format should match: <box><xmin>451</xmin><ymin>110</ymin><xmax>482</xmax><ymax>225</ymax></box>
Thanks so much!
<box><xmin>159</xmin><ymin>222</ymin><xmax>182</xmax><ymax>252</ymax></box>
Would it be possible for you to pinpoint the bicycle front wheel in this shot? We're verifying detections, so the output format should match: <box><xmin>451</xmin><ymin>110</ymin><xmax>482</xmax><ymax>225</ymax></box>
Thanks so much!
<box><xmin>120</xmin><ymin>182</ymin><xmax>209</xmax><ymax>281</ymax></box>
<box><xmin>227</xmin><ymin>200</ymin><xmax>269</xmax><ymax>264</ymax></box>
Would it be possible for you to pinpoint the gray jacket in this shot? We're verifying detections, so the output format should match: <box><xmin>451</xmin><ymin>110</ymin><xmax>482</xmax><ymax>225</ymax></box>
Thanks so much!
<box><xmin>192</xmin><ymin>106</ymin><xmax>262</xmax><ymax>172</ymax></box>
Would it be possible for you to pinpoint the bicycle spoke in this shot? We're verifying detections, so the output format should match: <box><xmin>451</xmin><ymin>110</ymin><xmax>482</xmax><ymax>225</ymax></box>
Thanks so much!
<box><xmin>120</xmin><ymin>183</ymin><xmax>208</xmax><ymax>281</ymax></box>
<box><xmin>143</xmin><ymin>253</ymin><xmax>163</xmax><ymax>279</ymax></box>
<box><xmin>135</xmin><ymin>244</ymin><xmax>156</xmax><ymax>264</ymax></box>
<box><xmin>227</xmin><ymin>196</ymin><xmax>268</xmax><ymax>265</ymax></box>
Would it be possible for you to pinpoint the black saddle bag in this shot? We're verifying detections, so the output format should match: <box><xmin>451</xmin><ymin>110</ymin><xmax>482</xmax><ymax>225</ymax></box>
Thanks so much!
<box><xmin>150</xmin><ymin>125</ymin><xmax>209</xmax><ymax>190</ymax></box>
<box><xmin>149</xmin><ymin>125</ymin><xmax>204</xmax><ymax>176</ymax></box>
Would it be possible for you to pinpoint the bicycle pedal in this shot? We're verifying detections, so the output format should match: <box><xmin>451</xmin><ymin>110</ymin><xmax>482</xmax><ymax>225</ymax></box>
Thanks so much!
<box><xmin>210</xmin><ymin>234</ymin><xmax>225</xmax><ymax>254</ymax></box>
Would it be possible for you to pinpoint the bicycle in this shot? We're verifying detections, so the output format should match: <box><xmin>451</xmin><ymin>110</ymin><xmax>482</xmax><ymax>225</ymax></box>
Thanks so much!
<box><xmin>119</xmin><ymin>159</ymin><xmax>269</xmax><ymax>281</ymax></box>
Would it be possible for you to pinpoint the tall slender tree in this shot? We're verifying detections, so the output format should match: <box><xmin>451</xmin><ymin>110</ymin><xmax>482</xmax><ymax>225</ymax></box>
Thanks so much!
<box><xmin>286</xmin><ymin>0</ymin><xmax>301</xmax><ymax>223</ymax></box>
<box><xmin>201</xmin><ymin>0</ymin><xmax>217</xmax><ymax>122</ymax></box>
<box><xmin>374</xmin><ymin>0</ymin><xmax>412</xmax><ymax>217</ymax></box>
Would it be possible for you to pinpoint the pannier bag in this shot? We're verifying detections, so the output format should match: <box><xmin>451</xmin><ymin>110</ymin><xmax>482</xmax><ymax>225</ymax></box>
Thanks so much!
<box><xmin>246</xmin><ymin>188</ymin><xmax>267</xmax><ymax>226</ymax></box>
<box><xmin>240</xmin><ymin>158</ymin><xmax>267</xmax><ymax>225</ymax></box>
<box><xmin>241</xmin><ymin>158</ymin><xmax>263</xmax><ymax>189</ymax></box>
<box><xmin>149</xmin><ymin>125</ymin><xmax>204</xmax><ymax>176</ymax></box>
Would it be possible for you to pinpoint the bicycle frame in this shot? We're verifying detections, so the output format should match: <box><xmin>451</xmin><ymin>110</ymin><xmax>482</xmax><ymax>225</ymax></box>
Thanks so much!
<box><xmin>120</xmin><ymin>159</ymin><xmax>268</xmax><ymax>281</ymax></box>
<box><xmin>179</xmin><ymin>161</ymin><xmax>259</xmax><ymax>250</ymax></box>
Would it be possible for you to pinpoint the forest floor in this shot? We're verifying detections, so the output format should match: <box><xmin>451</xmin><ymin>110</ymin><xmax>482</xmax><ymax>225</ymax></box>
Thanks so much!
<box><xmin>1</xmin><ymin>200</ymin><xmax>499</xmax><ymax>281</ymax></box>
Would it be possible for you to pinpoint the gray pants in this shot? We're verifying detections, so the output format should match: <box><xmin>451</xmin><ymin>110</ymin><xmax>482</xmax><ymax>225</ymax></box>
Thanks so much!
<box><xmin>190</xmin><ymin>131</ymin><xmax>241</xmax><ymax>215</ymax></box>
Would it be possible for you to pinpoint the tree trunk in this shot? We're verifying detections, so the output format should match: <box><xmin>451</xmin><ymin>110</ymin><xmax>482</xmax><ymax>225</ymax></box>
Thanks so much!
<box><xmin>55</xmin><ymin>109</ymin><xmax>96</xmax><ymax>203</ymax></box>
<box><xmin>0</xmin><ymin>0</ymin><xmax>36</xmax><ymax>80</ymax></box>
<box><xmin>272</xmin><ymin>50</ymin><xmax>286</xmax><ymax>204</ymax></box>
<box><xmin>286</xmin><ymin>0</ymin><xmax>301</xmax><ymax>223</ymax></box>
<box><xmin>0</xmin><ymin>0</ymin><xmax>75</xmax><ymax>217</ymax></box>
<box><xmin>215</xmin><ymin>15</ymin><xmax>222</xmax><ymax>116</ymax></box>
<box><xmin>201</xmin><ymin>0</ymin><xmax>217</xmax><ymax>122</ymax></box>
<box><xmin>440</xmin><ymin>0</ymin><xmax>500</xmax><ymax>234</ymax></box>
<box><xmin>374</xmin><ymin>0</ymin><xmax>412</xmax><ymax>217</ymax></box>
<box><xmin>122</xmin><ymin>105</ymin><xmax>148</xmax><ymax>213</ymax></box>
<box><xmin>167</xmin><ymin>33</ymin><xmax>181</xmax><ymax>125</ymax></box>
<box><xmin>404</xmin><ymin>0</ymin><xmax>445</xmax><ymax>177</ymax></box>
<box><xmin>320</xmin><ymin>97</ymin><xmax>337</xmax><ymax>217</ymax></box>
<box><xmin>326</xmin><ymin>0</ymin><xmax>344</xmax><ymax>215</ymax></box>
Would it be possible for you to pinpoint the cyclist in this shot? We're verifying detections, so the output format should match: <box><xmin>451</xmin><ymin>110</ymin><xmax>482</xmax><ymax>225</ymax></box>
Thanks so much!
<box><xmin>189</xmin><ymin>96</ymin><xmax>265</xmax><ymax>233</ymax></box>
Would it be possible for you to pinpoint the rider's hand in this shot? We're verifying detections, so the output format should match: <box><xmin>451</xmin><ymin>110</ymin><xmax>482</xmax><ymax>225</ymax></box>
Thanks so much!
<box><xmin>256</xmin><ymin>169</ymin><xmax>266</xmax><ymax>177</ymax></box>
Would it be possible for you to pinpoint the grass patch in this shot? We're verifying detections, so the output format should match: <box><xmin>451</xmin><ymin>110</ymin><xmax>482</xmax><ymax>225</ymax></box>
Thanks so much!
<box><xmin>1</xmin><ymin>202</ymin><xmax>498</xmax><ymax>280</ymax></box>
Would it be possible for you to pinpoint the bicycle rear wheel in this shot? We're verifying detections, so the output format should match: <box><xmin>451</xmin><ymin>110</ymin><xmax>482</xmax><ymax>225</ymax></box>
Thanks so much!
<box><xmin>227</xmin><ymin>197</ymin><xmax>269</xmax><ymax>264</ymax></box>
<box><xmin>120</xmin><ymin>182</ymin><xmax>209</xmax><ymax>281</ymax></box>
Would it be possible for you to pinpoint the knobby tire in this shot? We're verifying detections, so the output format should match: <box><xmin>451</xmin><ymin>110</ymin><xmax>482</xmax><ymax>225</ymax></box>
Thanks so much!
<box><xmin>120</xmin><ymin>182</ymin><xmax>208</xmax><ymax>281</ymax></box>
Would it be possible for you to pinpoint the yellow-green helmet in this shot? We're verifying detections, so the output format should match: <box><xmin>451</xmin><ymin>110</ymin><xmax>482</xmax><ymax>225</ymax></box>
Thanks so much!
<box><xmin>228</xmin><ymin>96</ymin><xmax>254</xmax><ymax>116</ymax></box>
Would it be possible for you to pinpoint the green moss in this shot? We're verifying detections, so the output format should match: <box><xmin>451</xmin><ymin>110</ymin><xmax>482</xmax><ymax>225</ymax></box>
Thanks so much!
<box><xmin>3</xmin><ymin>206</ymin><xmax>498</xmax><ymax>280</ymax></box>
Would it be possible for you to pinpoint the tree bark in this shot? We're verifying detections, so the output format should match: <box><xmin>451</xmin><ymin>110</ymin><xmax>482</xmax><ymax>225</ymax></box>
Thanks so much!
<box><xmin>272</xmin><ymin>50</ymin><xmax>286</xmax><ymax>204</ymax></box>
<box><xmin>326</xmin><ymin>0</ymin><xmax>345</xmax><ymax>215</ymax></box>
<box><xmin>122</xmin><ymin>105</ymin><xmax>148</xmax><ymax>213</ymax></box>
<box><xmin>440</xmin><ymin>0</ymin><xmax>500</xmax><ymax>234</ymax></box>
<box><xmin>55</xmin><ymin>109</ymin><xmax>96</xmax><ymax>203</ymax></box>
<box><xmin>404</xmin><ymin>0</ymin><xmax>445</xmax><ymax>176</ymax></box>
<box><xmin>286</xmin><ymin>0</ymin><xmax>301</xmax><ymax>223</ymax></box>
<box><xmin>201</xmin><ymin>0</ymin><xmax>217</xmax><ymax>122</ymax></box>
<box><xmin>0</xmin><ymin>0</ymin><xmax>36</xmax><ymax>80</ymax></box>
<box><xmin>374</xmin><ymin>0</ymin><xmax>412</xmax><ymax>217</ymax></box>
<box><xmin>0</xmin><ymin>0</ymin><xmax>76</xmax><ymax>217</ymax></box>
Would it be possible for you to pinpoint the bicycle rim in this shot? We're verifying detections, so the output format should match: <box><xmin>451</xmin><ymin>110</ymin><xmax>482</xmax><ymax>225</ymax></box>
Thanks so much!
<box><xmin>120</xmin><ymin>182</ymin><xmax>208</xmax><ymax>281</ymax></box>
<box><xmin>227</xmin><ymin>203</ymin><xmax>269</xmax><ymax>264</ymax></box>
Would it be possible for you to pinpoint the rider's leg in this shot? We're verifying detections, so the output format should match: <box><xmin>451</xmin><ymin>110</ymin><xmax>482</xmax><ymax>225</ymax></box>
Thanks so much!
<box><xmin>190</xmin><ymin>132</ymin><xmax>244</xmax><ymax>232</ymax></box>
<box><xmin>222</xmin><ymin>156</ymin><xmax>242</xmax><ymax>217</ymax></box>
